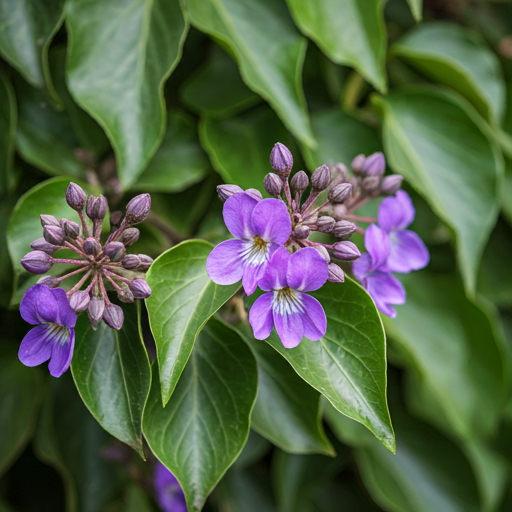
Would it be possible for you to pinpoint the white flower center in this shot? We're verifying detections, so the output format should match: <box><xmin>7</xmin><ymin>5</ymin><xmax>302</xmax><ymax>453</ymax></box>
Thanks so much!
<box><xmin>46</xmin><ymin>323</ymin><xmax>70</xmax><ymax>345</ymax></box>
<box><xmin>240</xmin><ymin>236</ymin><xmax>269</xmax><ymax>267</ymax></box>
<box><xmin>272</xmin><ymin>287</ymin><xmax>304</xmax><ymax>316</ymax></box>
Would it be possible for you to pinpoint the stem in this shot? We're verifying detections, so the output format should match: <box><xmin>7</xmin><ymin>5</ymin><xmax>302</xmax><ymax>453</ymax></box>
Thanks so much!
<box><xmin>303</xmin><ymin>200</ymin><xmax>330</xmax><ymax>221</ymax></box>
<box><xmin>98</xmin><ymin>275</ymin><xmax>111</xmax><ymax>306</ymax></box>
<box><xmin>51</xmin><ymin>258</ymin><xmax>88</xmax><ymax>265</ymax></box>
<box><xmin>301</xmin><ymin>190</ymin><xmax>319</xmax><ymax>213</ymax></box>
<box><xmin>355</xmin><ymin>225</ymin><xmax>365</xmax><ymax>235</ymax></box>
<box><xmin>301</xmin><ymin>239</ymin><xmax>333</xmax><ymax>249</ymax></box>
<box><xmin>104</xmin><ymin>271</ymin><xmax>123</xmax><ymax>291</ymax></box>
<box><xmin>64</xmin><ymin>240</ymin><xmax>89</xmax><ymax>258</ymax></box>
<box><xmin>283</xmin><ymin>178</ymin><xmax>293</xmax><ymax>207</ymax></box>
<box><xmin>78</xmin><ymin>211</ymin><xmax>90</xmax><ymax>238</ymax></box>
<box><xmin>57</xmin><ymin>266</ymin><xmax>89</xmax><ymax>283</ymax></box>
<box><xmin>104</xmin><ymin>269</ymin><xmax>132</xmax><ymax>284</ymax></box>
<box><xmin>343</xmin><ymin>214</ymin><xmax>376</xmax><ymax>223</ymax></box>
<box><xmin>67</xmin><ymin>269</ymin><xmax>92</xmax><ymax>294</ymax></box>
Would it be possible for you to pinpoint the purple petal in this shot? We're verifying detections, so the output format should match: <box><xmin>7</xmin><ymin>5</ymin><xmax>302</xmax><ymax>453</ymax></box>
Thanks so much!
<box><xmin>242</xmin><ymin>263</ymin><xmax>266</xmax><ymax>295</ymax></box>
<box><xmin>258</xmin><ymin>247</ymin><xmax>290</xmax><ymax>291</ymax></box>
<box><xmin>18</xmin><ymin>325</ymin><xmax>53</xmax><ymax>367</ymax></box>
<box><xmin>51</xmin><ymin>287</ymin><xmax>77</xmax><ymax>328</ymax></box>
<box><xmin>20</xmin><ymin>284</ymin><xmax>68</xmax><ymax>325</ymax></box>
<box><xmin>352</xmin><ymin>253</ymin><xmax>372</xmax><ymax>282</ymax></box>
<box><xmin>287</xmin><ymin>247</ymin><xmax>328</xmax><ymax>292</ymax></box>
<box><xmin>223</xmin><ymin>193</ymin><xmax>258</xmax><ymax>239</ymax></box>
<box><xmin>366</xmin><ymin>271</ymin><xmax>406</xmax><ymax>318</ymax></box>
<box><xmin>249</xmin><ymin>293</ymin><xmax>274</xmax><ymax>340</ymax></box>
<box><xmin>273</xmin><ymin>310</ymin><xmax>304</xmax><ymax>348</ymax></box>
<box><xmin>300</xmin><ymin>294</ymin><xmax>326</xmax><ymax>341</ymax></box>
<box><xmin>387</xmin><ymin>230</ymin><xmax>430</xmax><ymax>273</ymax></box>
<box><xmin>206</xmin><ymin>239</ymin><xmax>245</xmax><ymax>285</ymax></box>
<box><xmin>48</xmin><ymin>329</ymin><xmax>75</xmax><ymax>378</ymax></box>
<box><xmin>378</xmin><ymin>190</ymin><xmax>415</xmax><ymax>232</ymax></box>
<box><xmin>154</xmin><ymin>463</ymin><xmax>187</xmax><ymax>512</ymax></box>
<box><xmin>364</xmin><ymin>225</ymin><xmax>389</xmax><ymax>270</ymax></box>
<box><xmin>251</xmin><ymin>198</ymin><xmax>291</xmax><ymax>245</ymax></box>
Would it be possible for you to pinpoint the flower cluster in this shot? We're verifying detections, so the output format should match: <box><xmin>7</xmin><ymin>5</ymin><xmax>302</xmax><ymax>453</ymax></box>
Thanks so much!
<box><xmin>154</xmin><ymin>462</ymin><xmax>187</xmax><ymax>512</ymax></box>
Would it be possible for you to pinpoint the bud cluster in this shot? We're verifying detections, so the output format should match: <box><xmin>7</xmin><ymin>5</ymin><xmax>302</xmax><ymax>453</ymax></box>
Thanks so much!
<box><xmin>21</xmin><ymin>183</ymin><xmax>154</xmax><ymax>330</ymax></box>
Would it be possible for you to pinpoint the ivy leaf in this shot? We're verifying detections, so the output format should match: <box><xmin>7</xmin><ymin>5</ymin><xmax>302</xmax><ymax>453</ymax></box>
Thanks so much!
<box><xmin>71</xmin><ymin>302</ymin><xmax>151</xmax><ymax>458</ymax></box>
<box><xmin>285</xmin><ymin>0</ymin><xmax>387</xmax><ymax>92</ymax></box>
<box><xmin>375</xmin><ymin>87</ymin><xmax>502</xmax><ymax>294</ymax></box>
<box><xmin>0</xmin><ymin>71</ymin><xmax>16</xmax><ymax>196</ymax></box>
<box><xmin>184</xmin><ymin>0</ymin><xmax>315</xmax><ymax>148</ymax></box>
<box><xmin>145</xmin><ymin>240</ymin><xmax>240</xmax><ymax>405</ymax></box>
<box><xmin>143</xmin><ymin>318</ymin><xmax>258</xmax><ymax>512</ymax></box>
<box><xmin>66</xmin><ymin>0</ymin><xmax>189</xmax><ymax>187</ymax></box>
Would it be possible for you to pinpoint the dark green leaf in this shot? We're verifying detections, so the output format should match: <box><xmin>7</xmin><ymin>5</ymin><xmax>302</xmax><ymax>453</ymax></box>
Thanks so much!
<box><xmin>0</xmin><ymin>199</ymin><xmax>15</xmax><ymax>307</ymax></box>
<box><xmin>145</xmin><ymin>240</ymin><xmax>240</xmax><ymax>404</ymax></box>
<box><xmin>143</xmin><ymin>318</ymin><xmax>258</xmax><ymax>512</ymax></box>
<box><xmin>232</xmin><ymin>430</ymin><xmax>271</xmax><ymax>471</ymax></box>
<box><xmin>285</xmin><ymin>0</ymin><xmax>387</xmax><ymax>92</ymax></box>
<box><xmin>504</xmin><ymin>159</ymin><xmax>512</xmax><ymax>226</ymax></box>
<box><xmin>406</xmin><ymin>0</ymin><xmax>422</xmax><ymax>22</ymax></box>
<box><xmin>0</xmin><ymin>71</ymin><xmax>16</xmax><ymax>196</ymax></box>
<box><xmin>125</xmin><ymin>487</ymin><xmax>153</xmax><ymax>512</ymax></box>
<box><xmin>66</xmin><ymin>0</ymin><xmax>189</xmax><ymax>187</ymax></box>
<box><xmin>184</xmin><ymin>0</ymin><xmax>315</xmax><ymax>147</ymax></box>
<box><xmin>71</xmin><ymin>302</ymin><xmax>151</xmax><ymax>457</ymax></box>
<box><xmin>375</xmin><ymin>87</ymin><xmax>502</xmax><ymax>294</ymax></box>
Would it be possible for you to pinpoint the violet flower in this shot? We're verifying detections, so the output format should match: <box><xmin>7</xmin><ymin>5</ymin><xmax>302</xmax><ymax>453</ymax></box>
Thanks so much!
<box><xmin>206</xmin><ymin>192</ymin><xmax>291</xmax><ymax>295</ymax></box>
<box><xmin>378</xmin><ymin>190</ymin><xmax>429</xmax><ymax>273</ymax></box>
<box><xmin>154</xmin><ymin>462</ymin><xmax>187</xmax><ymax>512</ymax></box>
<box><xmin>18</xmin><ymin>284</ymin><xmax>77</xmax><ymax>377</ymax></box>
<box><xmin>249</xmin><ymin>247</ymin><xmax>328</xmax><ymax>348</ymax></box>
<box><xmin>352</xmin><ymin>225</ymin><xmax>405</xmax><ymax>318</ymax></box>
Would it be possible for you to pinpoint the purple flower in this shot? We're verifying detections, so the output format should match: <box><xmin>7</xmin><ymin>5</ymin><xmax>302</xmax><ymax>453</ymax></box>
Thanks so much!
<box><xmin>154</xmin><ymin>462</ymin><xmax>187</xmax><ymax>512</ymax></box>
<box><xmin>206</xmin><ymin>193</ymin><xmax>291</xmax><ymax>295</ymax></box>
<box><xmin>249</xmin><ymin>247</ymin><xmax>328</xmax><ymax>348</ymax></box>
<box><xmin>378</xmin><ymin>190</ymin><xmax>429</xmax><ymax>273</ymax></box>
<box><xmin>352</xmin><ymin>225</ymin><xmax>405</xmax><ymax>318</ymax></box>
<box><xmin>18</xmin><ymin>284</ymin><xmax>77</xmax><ymax>377</ymax></box>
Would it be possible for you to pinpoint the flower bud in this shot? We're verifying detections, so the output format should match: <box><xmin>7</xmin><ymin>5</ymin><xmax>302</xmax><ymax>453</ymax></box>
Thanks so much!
<box><xmin>349</xmin><ymin>176</ymin><xmax>359</xmax><ymax>195</ymax></box>
<box><xmin>362</xmin><ymin>152</ymin><xmax>385</xmax><ymax>178</ymax></box>
<box><xmin>40</xmin><ymin>214</ymin><xmax>60</xmax><ymax>228</ymax></box>
<box><xmin>88</xmin><ymin>296</ymin><xmax>105</xmax><ymax>322</ymax></box>
<box><xmin>328</xmin><ymin>183</ymin><xmax>352</xmax><ymax>204</ymax></box>
<box><xmin>86</xmin><ymin>195</ymin><xmax>108</xmax><ymax>221</ymax></box>
<box><xmin>311</xmin><ymin>165</ymin><xmax>330</xmax><ymax>191</ymax></box>
<box><xmin>63</xmin><ymin>220</ymin><xmax>80</xmax><ymax>239</ymax></box>
<box><xmin>263</xmin><ymin>173</ymin><xmax>283</xmax><ymax>197</ymax></box>
<box><xmin>316</xmin><ymin>216</ymin><xmax>335</xmax><ymax>234</ymax></box>
<box><xmin>125</xmin><ymin>194</ymin><xmax>151</xmax><ymax>225</ymax></box>
<box><xmin>83</xmin><ymin>237</ymin><xmax>101</xmax><ymax>257</ymax></box>
<box><xmin>110</xmin><ymin>210</ymin><xmax>123</xmax><ymax>230</ymax></box>
<box><xmin>120</xmin><ymin>228</ymin><xmax>140</xmax><ymax>246</ymax></box>
<box><xmin>293</xmin><ymin>225</ymin><xmax>310</xmax><ymax>239</ymax></box>
<box><xmin>31</xmin><ymin>237</ymin><xmax>60</xmax><ymax>255</ymax></box>
<box><xmin>381</xmin><ymin>174</ymin><xmax>403</xmax><ymax>196</ymax></box>
<box><xmin>332</xmin><ymin>163</ymin><xmax>348</xmax><ymax>183</ymax></box>
<box><xmin>327</xmin><ymin>263</ymin><xmax>345</xmax><ymax>283</ymax></box>
<box><xmin>291</xmin><ymin>171</ymin><xmax>309</xmax><ymax>193</ymax></box>
<box><xmin>43</xmin><ymin>225</ymin><xmax>66</xmax><ymax>246</ymax></box>
<box><xmin>269</xmin><ymin>142</ymin><xmax>293</xmax><ymax>177</ymax></box>
<box><xmin>69</xmin><ymin>290</ymin><xmax>91</xmax><ymax>313</ymax></box>
<box><xmin>217</xmin><ymin>184</ymin><xmax>243</xmax><ymax>202</ymax></box>
<box><xmin>313</xmin><ymin>245</ymin><xmax>330</xmax><ymax>263</ymax></box>
<box><xmin>103</xmin><ymin>242</ymin><xmax>125</xmax><ymax>262</ymax></box>
<box><xmin>37</xmin><ymin>276</ymin><xmax>60</xmax><ymax>288</ymax></box>
<box><xmin>245</xmin><ymin>188</ymin><xmax>262</xmax><ymax>201</ymax></box>
<box><xmin>118</xmin><ymin>288</ymin><xmax>134</xmax><ymax>303</ymax></box>
<box><xmin>66</xmin><ymin>182</ymin><xmax>87</xmax><ymax>211</ymax></box>
<box><xmin>138</xmin><ymin>254</ymin><xmax>154</xmax><ymax>271</ymax></box>
<box><xmin>21</xmin><ymin>251</ymin><xmax>52</xmax><ymax>274</ymax></box>
<box><xmin>129</xmin><ymin>278</ymin><xmax>152</xmax><ymax>299</ymax></box>
<box><xmin>332</xmin><ymin>204</ymin><xmax>347</xmax><ymax>220</ymax></box>
<box><xmin>351</xmin><ymin>154</ymin><xmax>366</xmax><ymax>174</ymax></box>
<box><xmin>361</xmin><ymin>176</ymin><xmax>380</xmax><ymax>193</ymax></box>
<box><xmin>103</xmin><ymin>303</ymin><xmax>124</xmax><ymax>330</ymax></box>
<box><xmin>332</xmin><ymin>220</ymin><xmax>357</xmax><ymax>240</ymax></box>
<box><xmin>332</xmin><ymin>241</ymin><xmax>361</xmax><ymax>261</ymax></box>
<box><xmin>122</xmin><ymin>254</ymin><xmax>141</xmax><ymax>270</ymax></box>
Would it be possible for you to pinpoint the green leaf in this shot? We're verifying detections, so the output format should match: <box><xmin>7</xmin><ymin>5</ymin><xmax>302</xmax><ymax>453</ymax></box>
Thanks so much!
<box><xmin>384</xmin><ymin>273</ymin><xmax>506</xmax><ymax>439</ymax></box>
<box><xmin>232</xmin><ymin>430</ymin><xmax>271</xmax><ymax>471</ymax></box>
<box><xmin>132</xmin><ymin>112</ymin><xmax>210</xmax><ymax>193</ymax></box>
<box><xmin>200</xmin><ymin>106</ymin><xmax>288</xmax><ymax>190</ymax></box>
<box><xmin>248</xmin><ymin>279</ymin><xmax>395</xmax><ymax>453</ymax></box>
<box><xmin>181</xmin><ymin>44</ymin><xmax>260</xmax><ymax>118</ymax></box>
<box><xmin>66</xmin><ymin>0</ymin><xmax>189</xmax><ymax>187</ymax></box>
<box><xmin>285</xmin><ymin>0</ymin><xmax>387</xmax><ymax>92</ymax></box>
<box><xmin>375</xmin><ymin>87</ymin><xmax>502</xmax><ymax>294</ymax></box>
<box><xmin>241</xmin><ymin>329</ymin><xmax>334</xmax><ymax>455</ymax></box>
<box><xmin>406</xmin><ymin>0</ymin><xmax>422</xmax><ymax>21</ymax></box>
<box><xmin>125</xmin><ymin>487</ymin><xmax>153</xmax><ymax>512</ymax></box>
<box><xmin>503</xmin><ymin>159</ymin><xmax>512</xmax><ymax>226</ymax></box>
<box><xmin>393</xmin><ymin>23</ymin><xmax>505</xmax><ymax>123</ymax></box>
<box><xmin>184</xmin><ymin>0</ymin><xmax>315</xmax><ymax>147</ymax></box>
<box><xmin>71</xmin><ymin>302</ymin><xmax>151</xmax><ymax>457</ymax></box>
<box><xmin>0</xmin><ymin>346</ymin><xmax>42</xmax><ymax>477</ymax></box>
<box><xmin>0</xmin><ymin>71</ymin><xmax>16</xmax><ymax>196</ymax></box>
<box><xmin>143</xmin><ymin>318</ymin><xmax>258</xmax><ymax>512</ymax></box>
<box><xmin>145</xmin><ymin>240</ymin><xmax>240</xmax><ymax>405</ymax></box>
<box><xmin>0</xmin><ymin>0</ymin><xmax>64</xmax><ymax>104</ymax></box>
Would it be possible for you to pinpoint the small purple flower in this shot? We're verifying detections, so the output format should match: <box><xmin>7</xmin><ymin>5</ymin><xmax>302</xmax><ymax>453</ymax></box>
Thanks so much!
<box><xmin>249</xmin><ymin>247</ymin><xmax>328</xmax><ymax>348</ymax></box>
<box><xmin>154</xmin><ymin>462</ymin><xmax>187</xmax><ymax>512</ymax></box>
<box><xmin>206</xmin><ymin>193</ymin><xmax>291</xmax><ymax>295</ymax></box>
<box><xmin>352</xmin><ymin>225</ymin><xmax>405</xmax><ymax>318</ymax></box>
<box><xmin>18</xmin><ymin>284</ymin><xmax>77</xmax><ymax>377</ymax></box>
<box><xmin>378</xmin><ymin>190</ymin><xmax>429</xmax><ymax>273</ymax></box>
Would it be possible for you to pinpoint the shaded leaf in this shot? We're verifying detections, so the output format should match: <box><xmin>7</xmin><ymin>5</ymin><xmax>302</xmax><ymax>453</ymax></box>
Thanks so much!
<box><xmin>406</xmin><ymin>0</ymin><xmax>422</xmax><ymax>22</ymax></box>
<box><xmin>0</xmin><ymin>71</ymin><xmax>16</xmax><ymax>196</ymax></box>
<box><xmin>232</xmin><ymin>430</ymin><xmax>271</xmax><ymax>471</ymax></box>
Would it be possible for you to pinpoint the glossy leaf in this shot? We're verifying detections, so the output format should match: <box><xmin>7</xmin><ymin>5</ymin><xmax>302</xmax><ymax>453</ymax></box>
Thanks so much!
<box><xmin>145</xmin><ymin>240</ymin><xmax>240</xmax><ymax>404</ymax></box>
<box><xmin>406</xmin><ymin>0</ymin><xmax>422</xmax><ymax>21</ymax></box>
<box><xmin>285</xmin><ymin>0</ymin><xmax>387</xmax><ymax>92</ymax></box>
<box><xmin>393</xmin><ymin>23</ymin><xmax>505</xmax><ymax>122</ymax></box>
<box><xmin>66</xmin><ymin>0</ymin><xmax>189</xmax><ymax>187</ymax></box>
<box><xmin>184</xmin><ymin>0</ymin><xmax>315</xmax><ymax>147</ymax></box>
<box><xmin>133</xmin><ymin>112</ymin><xmax>210</xmax><ymax>193</ymax></box>
<box><xmin>143</xmin><ymin>318</ymin><xmax>258</xmax><ymax>512</ymax></box>
<box><xmin>71</xmin><ymin>302</ymin><xmax>151</xmax><ymax>457</ymax></box>
<box><xmin>0</xmin><ymin>71</ymin><xmax>16</xmax><ymax>196</ymax></box>
<box><xmin>376</xmin><ymin>87</ymin><xmax>502</xmax><ymax>294</ymax></box>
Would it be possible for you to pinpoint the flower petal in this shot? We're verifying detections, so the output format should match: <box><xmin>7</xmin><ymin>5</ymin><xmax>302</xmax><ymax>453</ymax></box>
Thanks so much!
<box><xmin>48</xmin><ymin>329</ymin><xmax>75</xmax><ymax>378</ymax></box>
<box><xmin>366</xmin><ymin>271</ymin><xmax>406</xmax><ymax>318</ymax></box>
<box><xmin>273</xmin><ymin>309</ymin><xmax>304</xmax><ymax>348</ymax></box>
<box><xmin>206</xmin><ymin>239</ymin><xmax>245</xmax><ymax>286</ymax></box>
<box><xmin>18</xmin><ymin>325</ymin><xmax>53</xmax><ymax>367</ymax></box>
<box><xmin>51</xmin><ymin>287</ymin><xmax>77</xmax><ymax>328</ymax></box>
<box><xmin>242</xmin><ymin>263</ymin><xmax>266</xmax><ymax>295</ymax></box>
<box><xmin>387</xmin><ymin>230</ymin><xmax>430</xmax><ymax>273</ymax></box>
<box><xmin>251</xmin><ymin>198</ymin><xmax>291</xmax><ymax>245</ymax></box>
<box><xmin>20</xmin><ymin>284</ymin><xmax>60</xmax><ymax>325</ymax></box>
<box><xmin>364</xmin><ymin>224</ymin><xmax>389</xmax><ymax>270</ymax></box>
<box><xmin>258</xmin><ymin>247</ymin><xmax>290</xmax><ymax>291</ymax></box>
<box><xmin>352</xmin><ymin>253</ymin><xmax>372</xmax><ymax>282</ymax></box>
<box><xmin>249</xmin><ymin>293</ymin><xmax>274</xmax><ymax>340</ymax></box>
<box><xmin>287</xmin><ymin>247</ymin><xmax>328</xmax><ymax>292</ymax></box>
<box><xmin>300</xmin><ymin>293</ymin><xmax>326</xmax><ymax>341</ymax></box>
<box><xmin>223</xmin><ymin>192</ymin><xmax>258</xmax><ymax>239</ymax></box>
<box><xmin>378</xmin><ymin>190</ymin><xmax>415</xmax><ymax>232</ymax></box>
